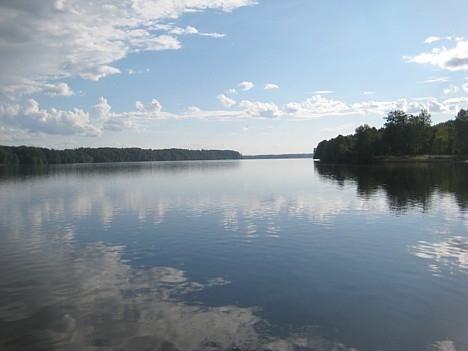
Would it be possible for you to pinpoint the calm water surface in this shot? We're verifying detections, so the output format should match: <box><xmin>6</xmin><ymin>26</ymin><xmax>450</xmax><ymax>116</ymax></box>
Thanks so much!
<box><xmin>1</xmin><ymin>159</ymin><xmax>467</xmax><ymax>351</ymax></box>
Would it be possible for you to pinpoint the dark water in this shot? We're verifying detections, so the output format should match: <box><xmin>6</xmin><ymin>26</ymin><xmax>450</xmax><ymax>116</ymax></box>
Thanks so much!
<box><xmin>1</xmin><ymin>159</ymin><xmax>467</xmax><ymax>351</ymax></box>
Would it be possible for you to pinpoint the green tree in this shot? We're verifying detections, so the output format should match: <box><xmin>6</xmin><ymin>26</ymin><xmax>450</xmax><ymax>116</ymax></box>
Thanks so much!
<box><xmin>354</xmin><ymin>124</ymin><xmax>381</xmax><ymax>161</ymax></box>
<box><xmin>407</xmin><ymin>110</ymin><xmax>432</xmax><ymax>155</ymax></box>
<box><xmin>0</xmin><ymin>146</ymin><xmax>19</xmax><ymax>165</ymax></box>
<box><xmin>454</xmin><ymin>109</ymin><xmax>468</xmax><ymax>154</ymax></box>
<box><xmin>382</xmin><ymin>110</ymin><xmax>410</xmax><ymax>155</ymax></box>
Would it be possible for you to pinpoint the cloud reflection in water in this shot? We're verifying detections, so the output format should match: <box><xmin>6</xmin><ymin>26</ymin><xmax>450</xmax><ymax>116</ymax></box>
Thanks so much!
<box><xmin>0</xmin><ymin>242</ymin><xmax>360</xmax><ymax>351</ymax></box>
<box><xmin>413</xmin><ymin>236</ymin><xmax>468</xmax><ymax>275</ymax></box>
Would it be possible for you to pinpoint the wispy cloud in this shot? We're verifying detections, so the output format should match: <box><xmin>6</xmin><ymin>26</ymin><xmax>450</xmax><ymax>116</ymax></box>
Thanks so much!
<box><xmin>443</xmin><ymin>85</ymin><xmax>459</xmax><ymax>94</ymax></box>
<box><xmin>421</xmin><ymin>77</ymin><xmax>449</xmax><ymax>83</ymax></box>
<box><xmin>264</xmin><ymin>83</ymin><xmax>279</xmax><ymax>90</ymax></box>
<box><xmin>462</xmin><ymin>83</ymin><xmax>468</xmax><ymax>93</ymax></box>
<box><xmin>312</xmin><ymin>90</ymin><xmax>333</xmax><ymax>94</ymax></box>
<box><xmin>169</xmin><ymin>25</ymin><xmax>225</xmax><ymax>38</ymax></box>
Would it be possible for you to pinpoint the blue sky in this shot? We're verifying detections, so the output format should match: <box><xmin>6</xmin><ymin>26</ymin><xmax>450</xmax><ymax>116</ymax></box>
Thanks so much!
<box><xmin>1</xmin><ymin>0</ymin><xmax>467</xmax><ymax>154</ymax></box>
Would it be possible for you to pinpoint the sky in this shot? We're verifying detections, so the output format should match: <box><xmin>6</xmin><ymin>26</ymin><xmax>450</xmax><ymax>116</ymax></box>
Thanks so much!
<box><xmin>0</xmin><ymin>0</ymin><xmax>468</xmax><ymax>155</ymax></box>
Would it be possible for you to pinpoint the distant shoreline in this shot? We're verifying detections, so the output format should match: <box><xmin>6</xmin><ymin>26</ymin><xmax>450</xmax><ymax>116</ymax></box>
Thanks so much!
<box><xmin>243</xmin><ymin>153</ymin><xmax>313</xmax><ymax>160</ymax></box>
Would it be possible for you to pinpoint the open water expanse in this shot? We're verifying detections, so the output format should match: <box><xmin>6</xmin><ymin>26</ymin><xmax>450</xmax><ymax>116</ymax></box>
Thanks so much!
<box><xmin>1</xmin><ymin>159</ymin><xmax>468</xmax><ymax>351</ymax></box>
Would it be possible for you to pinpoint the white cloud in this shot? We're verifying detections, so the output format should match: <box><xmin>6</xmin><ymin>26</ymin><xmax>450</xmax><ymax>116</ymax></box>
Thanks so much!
<box><xmin>133</xmin><ymin>98</ymin><xmax>163</xmax><ymax>116</ymax></box>
<box><xmin>130</xmin><ymin>34</ymin><xmax>181</xmax><ymax>52</ymax></box>
<box><xmin>42</xmin><ymin>83</ymin><xmax>75</xmax><ymax>97</ymax></box>
<box><xmin>185</xmin><ymin>106</ymin><xmax>202</xmax><ymax>116</ymax></box>
<box><xmin>363</xmin><ymin>91</ymin><xmax>375</xmax><ymax>96</ymax></box>
<box><xmin>217</xmin><ymin>94</ymin><xmax>236</xmax><ymax>107</ymax></box>
<box><xmin>200</xmin><ymin>32</ymin><xmax>225</xmax><ymax>38</ymax></box>
<box><xmin>424</xmin><ymin>36</ymin><xmax>456</xmax><ymax>44</ymax></box>
<box><xmin>239</xmin><ymin>100</ymin><xmax>281</xmax><ymax>118</ymax></box>
<box><xmin>312</xmin><ymin>90</ymin><xmax>333</xmax><ymax>94</ymax></box>
<box><xmin>3</xmin><ymin>92</ymin><xmax>468</xmax><ymax>141</ymax></box>
<box><xmin>264</xmin><ymin>83</ymin><xmax>279</xmax><ymax>90</ymax></box>
<box><xmin>407</xmin><ymin>38</ymin><xmax>468</xmax><ymax>71</ymax></box>
<box><xmin>424</xmin><ymin>36</ymin><xmax>443</xmax><ymax>44</ymax></box>
<box><xmin>98</xmin><ymin>98</ymin><xmax>166</xmax><ymax>131</ymax></box>
<box><xmin>170</xmin><ymin>25</ymin><xmax>225</xmax><ymax>38</ymax></box>
<box><xmin>0</xmin><ymin>0</ymin><xmax>256</xmax><ymax>99</ymax></box>
<box><xmin>300</xmin><ymin>94</ymin><xmax>349</xmax><ymax>116</ymax></box>
<box><xmin>170</xmin><ymin>26</ymin><xmax>199</xmax><ymax>35</ymax></box>
<box><xmin>0</xmin><ymin>96</ymin><xmax>170</xmax><ymax>137</ymax></box>
<box><xmin>147</xmin><ymin>99</ymin><xmax>163</xmax><ymax>113</ymax></box>
<box><xmin>443</xmin><ymin>85</ymin><xmax>459</xmax><ymax>94</ymax></box>
<box><xmin>80</xmin><ymin>65</ymin><xmax>122</xmax><ymax>82</ymax></box>
<box><xmin>284</xmin><ymin>102</ymin><xmax>302</xmax><ymax>114</ymax></box>
<box><xmin>238</xmin><ymin>81</ymin><xmax>254</xmax><ymax>91</ymax></box>
<box><xmin>421</xmin><ymin>77</ymin><xmax>449</xmax><ymax>83</ymax></box>
<box><xmin>0</xmin><ymin>98</ymin><xmax>101</xmax><ymax>136</ymax></box>
<box><xmin>352</xmin><ymin>99</ymin><xmax>410</xmax><ymax>115</ymax></box>
<box><xmin>462</xmin><ymin>83</ymin><xmax>468</xmax><ymax>93</ymax></box>
<box><xmin>93</xmin><ymin>97</ymin><xmax>112</xmax><ymax>119</ymax></box>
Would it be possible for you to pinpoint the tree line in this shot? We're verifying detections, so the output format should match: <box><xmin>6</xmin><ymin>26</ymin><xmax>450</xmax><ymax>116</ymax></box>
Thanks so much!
<box><xmin>314</xmin><ymin>108</ymin><xmax>468</xmax><ymax>162</ymax></box>
<box><xmin>0</xmin><ymin>146</ymin><xmax>242</xmax><ymax>165</ymax></box>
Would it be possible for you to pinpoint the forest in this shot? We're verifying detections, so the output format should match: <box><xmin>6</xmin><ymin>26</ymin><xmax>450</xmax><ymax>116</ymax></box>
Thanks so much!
<box><xmin>0</xmin><ymin>146</ymin><xmax>242</xmax><ymax>165</ymax></box>
<box><xmin>314</xmin><ymin>108</ymin><xmax>468</xmax><ymax>163</ymax></box>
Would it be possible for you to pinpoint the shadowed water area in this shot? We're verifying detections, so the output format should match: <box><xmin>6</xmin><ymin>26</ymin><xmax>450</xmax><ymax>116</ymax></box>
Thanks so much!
<box><xmin>0</xmin><ymin>159</ymin><xmax>467</xmax><ymax>351</ymax></box>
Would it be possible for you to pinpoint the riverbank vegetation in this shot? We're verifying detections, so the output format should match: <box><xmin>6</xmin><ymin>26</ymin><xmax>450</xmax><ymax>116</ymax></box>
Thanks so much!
<box><xmin>0</xmin><ymin>146</ymin><xmax>242</xmax><ymax>165</ymax></box>
<box><xmin>314</xmin><ymin>109</ymin><xmax>468</xmax><ymax>163</ymax></box>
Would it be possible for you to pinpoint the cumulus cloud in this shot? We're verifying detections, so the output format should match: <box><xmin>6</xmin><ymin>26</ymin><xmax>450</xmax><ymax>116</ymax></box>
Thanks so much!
<box><xmin>95</xmin><ymin>97</ymin><xmax>167</xmax><ymax>131</ymax></box>
<box><xmin>0</xmin><ymin>0</ymin><xmax>256</xmax><ymax>99</ymax></box>
<box><xmin>3</xmin><ymin>92</ymin><xmax>467</xmax><ymax>140</ymax></box>
<box><xmin>217</xmin><ymin>94</ymin><xmax>236</xmax><ymax>107</ymax></box>
<box><xmin>0</xmin><ymin>98</ymin><xmax>101</xmax><ymax>136</ymax></box>
<box><xmin>239</xmin><ymin>100</ymin><xmax>281</xmax><ymax>118</ymax></box>
<box><xmin>407</xmin><ymin>38</ymin><xmax>468</xmax><ymax>71</ymax></box>
<box><xmin>238</xmin><ymin>81</ymin><xmax>254</xmax><ymax>91</ymax></box>
<box><xmin>264</xmin><ymin>83</ymin><xmax>279</xmax><ymax>90</ymax></box>
<box><xmin>284</xmin><ymin>102</ymin><xmax>302</xmax><ymax>114</ymax></box>
<box><xmin>93</xmin><ymin>97</ymin><xmax>112</xmax><ymax>119</ymax></box>
<box><xmin>294</xmin><ymin>94</ymin><xmax>350</xmax><ymax>117</ymax></box>
<box><xmin>0</xmin><ymin>96</ymin><xmax>173</xmax><ymax>138</ymax></box>
<box><xmin>42</xmin><ymin>83</ymin><xmax>75</xmax><ymax>97</ymax></box>
<box><xmin>145</xmin><ymin>99</ymin><xmax>163</xmax><ymax>114</ymax></box>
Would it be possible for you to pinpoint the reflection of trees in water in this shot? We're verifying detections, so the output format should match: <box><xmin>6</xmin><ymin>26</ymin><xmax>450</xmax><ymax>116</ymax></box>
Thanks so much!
<box><xmin>0</xmin><ymin>160</ymin><xmax>241</xmax><ymax>181</ymax></box>
<box><xmin>314</xmin><ymin>162</ymin><xmax>468</xmax><ymax>212</ymax></box>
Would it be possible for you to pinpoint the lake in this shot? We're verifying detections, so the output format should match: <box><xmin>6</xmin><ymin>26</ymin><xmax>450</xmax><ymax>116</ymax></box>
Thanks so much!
<box><xmin>1</xmin><ymin>159</ymin><xmax>467</xmax><ymax>351</ymax></box>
